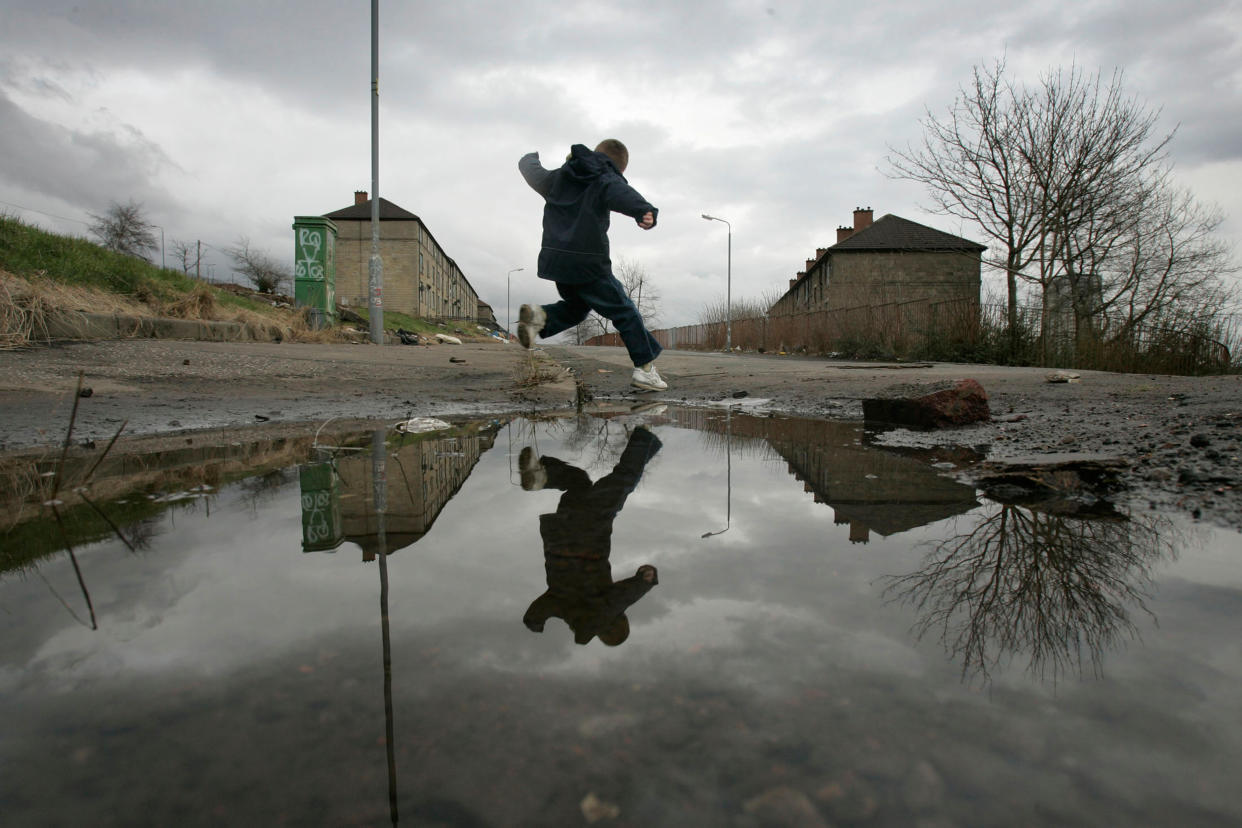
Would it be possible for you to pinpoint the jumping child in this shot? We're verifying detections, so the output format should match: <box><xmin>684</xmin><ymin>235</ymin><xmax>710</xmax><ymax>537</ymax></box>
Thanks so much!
<box><xmin>517</xmin><ymin>139</ymin><xmax>667</xmax><ymax>392</ymax></box>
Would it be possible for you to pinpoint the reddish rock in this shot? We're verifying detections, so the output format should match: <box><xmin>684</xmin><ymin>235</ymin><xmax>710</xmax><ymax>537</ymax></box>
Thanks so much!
<box><xmin>862</xmin><ymin>379</ymin><xmax>990</xmax><ymax>429</ymax></box>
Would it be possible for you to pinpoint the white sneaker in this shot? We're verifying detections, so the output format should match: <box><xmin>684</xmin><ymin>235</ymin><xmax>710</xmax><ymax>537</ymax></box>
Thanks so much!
<box><xmin>518</xmin><ymin>304</ymin><xmax>546</xmax><ymax>349</ymax></box>
<box><xmin>631</xmin><ymin>362</ymin><xmax>668</xmax><ymax>392</ymax></box>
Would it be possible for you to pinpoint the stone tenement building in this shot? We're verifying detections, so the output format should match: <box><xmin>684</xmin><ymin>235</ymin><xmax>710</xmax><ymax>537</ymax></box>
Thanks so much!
<box><xmin>325</xmin><ymin>192</ymin><xmax>479</xmax><ymax>321</ymax></box>
<box><xmin>771</xmin><ymin>208</ymin><xmax>986</xmax><ymax>316</ymax></box>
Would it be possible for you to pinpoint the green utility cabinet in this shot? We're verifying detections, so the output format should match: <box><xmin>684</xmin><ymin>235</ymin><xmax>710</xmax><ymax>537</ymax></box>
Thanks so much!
<box><xmin>292</xmin><ymin>216</ymin><xmax>338</xmax><ymax>328</ymax></box>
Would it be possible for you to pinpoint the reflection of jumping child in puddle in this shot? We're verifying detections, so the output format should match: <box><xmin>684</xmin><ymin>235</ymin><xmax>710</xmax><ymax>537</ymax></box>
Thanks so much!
<box><xmin>520</xmin><ymin>427</ymin><xmax>662</xmax><ymax>646</ymax></box>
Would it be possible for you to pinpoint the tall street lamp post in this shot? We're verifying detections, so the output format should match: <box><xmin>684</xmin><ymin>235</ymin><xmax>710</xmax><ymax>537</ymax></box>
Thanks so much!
<box><xmin>701</xmin><ymin>214</ymin><xmax>732</xmax><ymax>351</ymax></box>
<box><xmin>151</xmin><ymin>223</ymin><xmax>165</xmax><ymax>271</ymax></box>
<box><xmin>367</xmin><ymin>0</ymin><xmax>384</xmax><ymax>344</ymax></box>
<box><xmin>506</xmin><ymin>267</ymin><xmax>524</xmax><ymax>339</ymax></box>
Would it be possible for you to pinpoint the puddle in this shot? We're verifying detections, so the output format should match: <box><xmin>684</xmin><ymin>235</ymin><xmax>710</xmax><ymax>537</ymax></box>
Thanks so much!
<box><xmin>2</xmin><ymin>408</ymin><xmax>1240</xmax><ymax>826</ymax></box>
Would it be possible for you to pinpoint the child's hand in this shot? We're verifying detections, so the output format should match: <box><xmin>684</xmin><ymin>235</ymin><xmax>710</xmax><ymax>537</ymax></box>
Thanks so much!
<box><xmin>638</xmin><ymin>212</ymin><xmax>655</xmax><ymax>229</ymax></box>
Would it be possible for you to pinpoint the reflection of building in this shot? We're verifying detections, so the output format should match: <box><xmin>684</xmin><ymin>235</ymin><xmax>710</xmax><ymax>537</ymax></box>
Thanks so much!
<box><xmin>660</xmin><ymin>408</ymin><xmax>978</xmax><ymax>542</ymax></box>
<box><xmin>334</xmin><ymin>429</ymin><xmax>497</xmax><ymax>561</ymax></box>
<box><xmin>770</xmin><ymin>419</ymin><xmax>979</xmax><ymax>543</ymax></box>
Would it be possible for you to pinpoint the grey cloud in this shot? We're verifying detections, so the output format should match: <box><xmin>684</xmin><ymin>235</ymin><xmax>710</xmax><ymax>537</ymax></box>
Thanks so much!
<box><xmin>0</xmin><ymin>90</ymin><xmax>175</xmax><ymax>215</ymax></box>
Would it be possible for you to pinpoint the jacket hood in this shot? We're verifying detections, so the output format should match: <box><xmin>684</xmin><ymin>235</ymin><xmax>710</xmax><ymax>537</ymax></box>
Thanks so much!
<box><xmin>563</xmin><ymin>144</ymin><xmax>620</xmax><ymax>182</ymax></box>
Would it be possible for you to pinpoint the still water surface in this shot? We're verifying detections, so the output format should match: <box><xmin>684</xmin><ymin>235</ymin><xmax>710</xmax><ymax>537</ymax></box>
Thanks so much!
<box><xmin>2</xmin><ymin>408</ymin><xmax>1240</xmax><ymax>826</ymax></box>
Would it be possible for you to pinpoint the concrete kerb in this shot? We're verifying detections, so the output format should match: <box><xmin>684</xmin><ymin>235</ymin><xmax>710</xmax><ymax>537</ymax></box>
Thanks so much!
<box><xmin>42</xmin><ymin>310</ymin><xmax>282</xmax><ymax>343</ymax></box>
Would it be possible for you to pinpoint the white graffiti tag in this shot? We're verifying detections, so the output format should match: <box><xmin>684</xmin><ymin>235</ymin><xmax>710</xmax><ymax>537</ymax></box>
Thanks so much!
<box><xmin>295</xmin><ymin>229</ymin><xmax>325</xmax><ymax>280</ymax></box>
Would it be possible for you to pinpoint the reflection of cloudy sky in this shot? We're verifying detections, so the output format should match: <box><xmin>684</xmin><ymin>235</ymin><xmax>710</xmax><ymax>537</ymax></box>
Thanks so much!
<box><xmin>2</xmin><ymin>1</ymin><xmax>1239</xmax><ymax>326</ymax></box>
<box><xmin>4</xmin><ymin>415</ymin><xmax>1239</xmax><ymax>696</ymax></box>
<box><xmin>3</xmin><ymin>415</ymin><xmax>1242</xmax><ymax>823</ymax></box>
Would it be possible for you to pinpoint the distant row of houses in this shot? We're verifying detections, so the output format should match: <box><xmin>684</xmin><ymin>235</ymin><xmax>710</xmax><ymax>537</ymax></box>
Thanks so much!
<box><xmin>771</xmin><ymin>207</ymin><xmax>984</xmax><ymax>317</ymax></box>
<box><xmin>301</xmin><ymin>194</ymin><xmax>985</xmax><ymax>343</ymax></box>
<box><xmin>313</xmin><ymin>192</ymin><xmax>497</xmax><ymax>329</ymax></box>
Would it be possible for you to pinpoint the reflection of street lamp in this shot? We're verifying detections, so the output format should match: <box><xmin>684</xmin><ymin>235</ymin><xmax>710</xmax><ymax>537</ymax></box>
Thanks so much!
<box><xmin>702</xmin><ymin>406</ymin><xmax>732</xmax><ymax>538</ymax></box>
<box><xmin>506</xmin><ymin>267</ymin><xmax>524</xmax><ymax>339</ymax></box>
<box><xmin>371</xmin><ymin>429</ymin><xmax>399</xmax><ymax>825</ymax></box>
<box><xmin>701</xmin><ymin>214</ymin><xmax>731</xmax><ymax>352</ymax></box>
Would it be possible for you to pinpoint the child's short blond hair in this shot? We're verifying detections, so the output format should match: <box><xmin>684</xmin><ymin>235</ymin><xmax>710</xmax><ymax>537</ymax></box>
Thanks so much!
<box><xmin>595</xmin><ymin>139</ymin><xmax>629</xmax><ymax>173</ymax></box>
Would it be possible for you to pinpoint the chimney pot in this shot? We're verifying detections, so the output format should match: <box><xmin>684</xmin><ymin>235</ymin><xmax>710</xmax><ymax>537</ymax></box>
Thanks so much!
<box><xmin>354</xmin><ymin>190</ymin><xmax>368</xmax><ymax>206</ymax></box>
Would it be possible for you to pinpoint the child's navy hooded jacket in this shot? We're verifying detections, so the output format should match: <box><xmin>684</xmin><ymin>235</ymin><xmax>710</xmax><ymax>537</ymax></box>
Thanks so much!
<box><xmin>519</xmin><ymin>144</ymin><xmax>658</xmax><ymax>284</ymax></box>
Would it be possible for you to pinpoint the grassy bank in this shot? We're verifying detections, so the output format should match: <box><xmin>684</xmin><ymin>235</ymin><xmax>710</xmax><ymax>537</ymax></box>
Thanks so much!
<box><xmin>0</xmin><ymin>215</ymin><xmax>499</xmax><ymax>348</ymax></box>
<box><xmin>0</xmin><ymin>213</ymin><xmax>330</xmax><ymax>347</ymax></box>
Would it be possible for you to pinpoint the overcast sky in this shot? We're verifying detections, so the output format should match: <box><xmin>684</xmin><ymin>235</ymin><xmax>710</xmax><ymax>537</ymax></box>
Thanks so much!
<box><xmin>2</xmin><ymin>0</ymin><xmax>1239</xmax><ymax>328</ymax></box>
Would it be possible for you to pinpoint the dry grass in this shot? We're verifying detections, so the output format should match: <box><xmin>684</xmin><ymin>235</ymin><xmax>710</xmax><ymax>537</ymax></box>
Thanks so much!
<box><xmin>1</xmin><ymin>269</ymin><xmax>146</xmax><ymax>348</ymax></box>
<box><xmin>158</xmin><ymin>283</ymin><xmax>218</xmax><ymax>319</ymax></box>
<box><xmin>512</xmin><ymin>350</ymin><xmax>573</xmax><ymax>387</ymax></box>
<box><xmin>0</xmin><ymin>269</ymin><xmax>349</xmax><ymax>347</ymax></box>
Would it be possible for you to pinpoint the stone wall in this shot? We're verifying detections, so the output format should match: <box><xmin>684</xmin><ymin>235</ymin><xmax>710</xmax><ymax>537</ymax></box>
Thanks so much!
<box><xmin>827</xmin><ymin>250</ymin><xmax>980</xmax><ymax>310</ymax></box>
<box><xmin>334</xmin><ymin>219</ymin><xmax>421</xmax><ymax>314</ymax></box>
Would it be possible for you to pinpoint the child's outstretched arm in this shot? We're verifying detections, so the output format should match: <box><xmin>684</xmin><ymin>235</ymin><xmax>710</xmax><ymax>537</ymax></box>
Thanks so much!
<box><xmin>518</xmin><ymin>151</ymin><xmax>552</xmax><ymax>197</ymax></box>
<box><xmin>604</xmin><ymin>179</ymin><xmax>658</xmax><ymax>229</ymax></box>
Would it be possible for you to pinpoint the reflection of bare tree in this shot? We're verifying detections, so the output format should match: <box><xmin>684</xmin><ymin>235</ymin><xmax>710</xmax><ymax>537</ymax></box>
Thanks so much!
<box><xmin>238</xmin><ymin>468</ymin><xmax>298</xmax><ymax>512</ymax></box>
<box><xmin>125</xmin><ymin>516</ymin><xmax>164</xmax><ymax>552</ymax></box>
<box><xmin>553</xmin><ymin>414</ymin><xmax>649</xmax><ymax>469</ymax></box>
<box><xmin>885</xmin><ymin>503</ymin><xmax>1181</xmax><ymax>683</ymax></box>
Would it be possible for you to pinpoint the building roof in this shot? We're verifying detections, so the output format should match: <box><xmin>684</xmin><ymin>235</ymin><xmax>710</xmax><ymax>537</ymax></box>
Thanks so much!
<box><xmin>830</xmin><ymin>214</ymin><xmax>986</xmax><ymax>253</ymax></box>
<box><xmin>324</xmin><ymin>197</ymin><xmax>421</xmax><ymax>222</ymax></box>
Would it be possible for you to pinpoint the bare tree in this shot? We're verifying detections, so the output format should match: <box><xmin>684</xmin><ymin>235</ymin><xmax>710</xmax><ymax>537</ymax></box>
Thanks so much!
<box><xmin>616</xmin><ymin>256</ymin><xmax>661</xmax><ymax>329</ymax></box>
<box><xmin>887</xmin><ymin>60</ymin><xmax>1237</xmax><ymax>365</ymax></box>
<box><xmin>887</xmin><ymin>60</ymin><xmax>1043</xmax><ymax>358</ymax></box>
<box><xmin>1019</xmin><ymin>66</ymin><xmax>1174</xmax><ymax>357</ymax></box>
<box><xmin>699</xmin><ymin>287</ymin><xmax>784</xmax><ymax>324</ymax></box>
<box><xmin>170</xmin><ymin>239</ymin><xmax>197</xmax><ymax>277</ymax></box>
<box><xmin>88</xmin><ymin>200</ymin><xmax>159</xmax><ymax>261</ymax></box>
<box><xmin>229</xmin><ymin>236</ymin><xmax>291</xmax><ymax>294</ymax></box>
<box><xmin>568</xmin><ymin>314</ymin><xmax>608</xmax><ymax>344</ymax></box>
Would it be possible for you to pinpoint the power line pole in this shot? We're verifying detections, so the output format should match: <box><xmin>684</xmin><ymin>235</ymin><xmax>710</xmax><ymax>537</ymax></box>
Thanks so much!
<box><xmin>368</xmin><ymin>0</ymin><xmax>384</xmax><ymax>344</ymax></box>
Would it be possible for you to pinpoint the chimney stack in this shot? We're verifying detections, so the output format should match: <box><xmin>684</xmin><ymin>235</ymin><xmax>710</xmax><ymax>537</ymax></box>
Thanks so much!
<box><xmin>789</xmin><ymin>278</ymin><xmax>798</xmax><ymax>289</ymax></box>
<box><xmin>853</xmin><ymin>206</ymin><xmax>873</xmax><ymax>231</ymax></box>
<box><xmin>354</xmin><ymin>190</ymin><xmax>368</xmax><ymax>206</ymax></box>
<box><xmin>816</xmin><ymin>248</ymin><xmax>828</xmax><ymax>258</ymax></box>
<box><xmin>837</xmin><ymin>225</ymin><xmax>853</xmax><ymax>243</ymax></box>
<box><xmin>805</xmin><ymin>258</ymin><xmax>816</xmax><ymax>272</ymax></box>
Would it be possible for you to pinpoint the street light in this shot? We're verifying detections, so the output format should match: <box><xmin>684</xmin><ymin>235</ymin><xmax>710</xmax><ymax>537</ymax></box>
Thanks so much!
<box><xmin>151</xmin><ymin>223</ymin><xmax>165</xmax><ymax>271</ymax></box>
<box><xmin>701</xmin><ymin>214</ymin><xmax>732</xmax><ymax>351</ymax></box>
<box><xmin>506</xmin><ymin>267</ymin><xmax>524</xmax><ymax>339</ymax></box>
<box><xmin>368</xmin><ymin>0</ymin><xmax>384</xmax><ymax>345</ymax></box>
